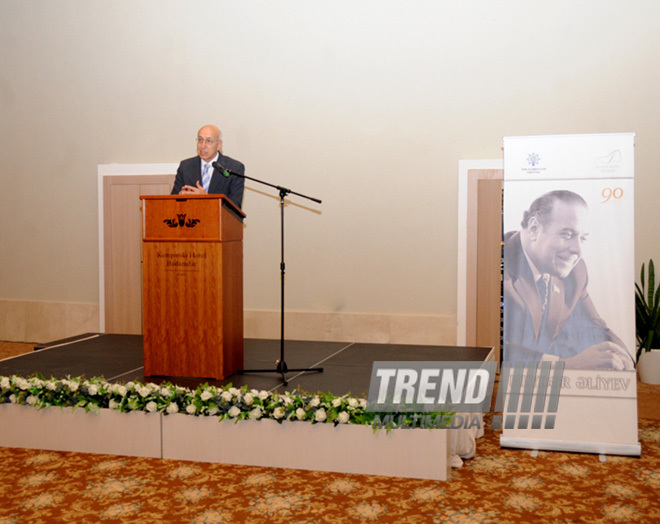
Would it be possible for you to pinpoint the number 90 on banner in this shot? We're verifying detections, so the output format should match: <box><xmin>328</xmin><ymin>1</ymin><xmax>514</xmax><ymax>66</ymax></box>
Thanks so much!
<box><xmin>601</xmin><ymin>187</ymin><xmax>624</xmax><ymax>204</ymax></box>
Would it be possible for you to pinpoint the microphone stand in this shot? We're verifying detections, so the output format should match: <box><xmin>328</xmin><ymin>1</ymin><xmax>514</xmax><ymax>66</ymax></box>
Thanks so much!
<box><xmin>214</xmin><ymin>163</ymin><xmax>324</xmax><ymax>385</ymax></box>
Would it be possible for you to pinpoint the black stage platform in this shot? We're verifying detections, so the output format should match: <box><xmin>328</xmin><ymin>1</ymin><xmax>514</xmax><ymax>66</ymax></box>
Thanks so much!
<box><xmin>0</xmin><ymin>334</ymin><xmax>492</xmax><ymax>396</ymax></box>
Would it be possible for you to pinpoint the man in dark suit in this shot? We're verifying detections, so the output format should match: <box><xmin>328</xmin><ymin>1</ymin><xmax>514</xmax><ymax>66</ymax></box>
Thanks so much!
<box><xmin>503</xmin><ymin>190</ymin><xmax>634</xmax><ymax>370</ymax></box>
<box><xmin>171</xmin><ymin>124</ymin><xmax>245</xmax><ymax>209</ymax></box>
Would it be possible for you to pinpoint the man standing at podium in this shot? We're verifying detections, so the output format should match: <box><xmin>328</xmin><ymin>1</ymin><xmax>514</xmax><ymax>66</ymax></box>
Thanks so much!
<box><xmin>171</xmin><ymin>124</ymin><xmax>245</xmax><ymax>208</ymax></box>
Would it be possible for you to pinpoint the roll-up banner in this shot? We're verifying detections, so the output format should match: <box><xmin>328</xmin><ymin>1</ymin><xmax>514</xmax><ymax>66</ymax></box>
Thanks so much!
<box><xmin>501</xmin><ymin>133</ymin><xmax>640</xmax><ymax>455</ymax></box>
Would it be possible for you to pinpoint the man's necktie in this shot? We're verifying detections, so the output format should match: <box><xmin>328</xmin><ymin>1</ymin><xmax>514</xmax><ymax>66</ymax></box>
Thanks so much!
<box><xmin>537</xmin><ymin>274</ymin><xmax>549</xmax><ymax>312</ymax></box>
<box><xmin>202</xmin><ymin>163</ymin><xmax>211</xmax><ymax>192</ymax></box>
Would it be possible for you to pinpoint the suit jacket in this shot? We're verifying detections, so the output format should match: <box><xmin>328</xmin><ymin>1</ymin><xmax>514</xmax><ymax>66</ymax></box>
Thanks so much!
<box><xmin>503</xmin><ymin>230</ymin><xmax>630</xmax><ymax>364</ymax></box>
<box><xmin>171</xmin><ymin>154</ymin><xmax>245</xmax><ymax>209</ymax></box>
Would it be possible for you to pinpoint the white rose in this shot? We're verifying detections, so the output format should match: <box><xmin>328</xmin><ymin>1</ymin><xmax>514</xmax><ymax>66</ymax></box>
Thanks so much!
<box><xmin>243</xmin><ymin>393</ymin><xmax>254</xmax><ymax>406</ymax></box>
<box><xmin>10</xmin><ymin>394</ymin><xmax>17</xmax><ymax>404</ymax></box>
<box><xmin>273</xmin><ymin>407</ymin><xmax>285</xmax><ymax>419</ymax></box>
<box><xmin>296</xmin><ymin>408</ymin><xmax>306</xmax><ymax>420</ymax></box>
<box><xmin>138</xmin><ymin>386</ymin><xmax>151</xmax><ymax>398</ymax></box>
<box><xmin>27</xmin><ymin>395</ymin><xmax>38</xmax><ymax>406</ymax></box>
<box><xmin>250</xmin><ymin>407</ymin><xmax>262</xmax><ymax>420</ymax></box>
<box><xmin>229</xmin><ymin>406</ymin><xmax>241</xmax><ymax>418</ymax></box>
<box><xmin>167</xmin><ymin>403</ymin><xmax>179</xmax><ymax>414</ymax></box>
<box><xmin>68</xmin><ymin>381</ymin><xmax>79</xmax><ymax>392</ymax></box>
<box><xmin>146</xmin><ymin>401</ymin><xmax>158</xmax><ymax>412</ymax></box>
<box><xmin>46</xmin><ymin>381</ymin><xmax>57</xmax><ymax>391</ymax></box>
<box><xmin>16</xmin><ymin>378</ymin><xmax>29</xmax><ymax>390</ymax></box>
<box><xmin>348</xmin><ymin>398</ymin><xmax>359</xmax><ymax>408</ymax></box>
<box><xmin>208</xmin><ymin>407</ymin><xmax>219</xmax><ymax>416</ymax></box>
<box><xmin>281</xmin><ymin>395</ymin><xmax>293</xmax><ymax>406</ymax></box>
<box><xmin>257</xmin><ymin>390</ymin><xmax>269</xmax><ymax>400</ymax></box>
<box><xmin>159</xmin><ymin>386</ymin><xmax>172</xmax><ymax>396</ymax></box>
<box><xmin>228</xmin><ymin>387</ymin><xmax>240</xmax><ymax>397</ymax></box>
<box><xmin>314</xmin><ymin>408</ymin><xmax>327</xmax><ymax>423</ymax></box>
<box><xmin>88</xmin><ymin>385</ymin><xmax>99</xmax><ymax>396</ymax></box>
<box><xmin>200</xmin><ymin>390</ymin><xmax>214</xmax><ymax>402</ymax></box>
<box><xmin>0</xmin><ymin>376</ymin><xmax>9</xmax><ymax>389</ymax></box>
<box><xmin>309</xmin><ymin>397</ymin><xmax>320</xmax><ymax>408</ymax></box>
<box><xmin>221</xmin><ymin>391</ymin><xmax>232</xmax><ymax>402</ymax></box>
<box><xmin>332</xmin><ymin>398</ymin><xmax>342</xmax><ymax>408</ymax></box>
<box><xmin>186</xmin><ymin>404</ymin><xmax>197</xmax><ymax>415</ymax></box>
<box><xmin>359</xmin><ymin>399</ymin><xmax>367</xmax><ymax>409</ymax></box>
<box><xmin>338</xmin><ymin>411</ymin><xmax>350</xmax><ymax>424</ymax></box>
<box><xmin>118</xmin><ymin>386</ymin><xmax>127</xmax><ymax>397</ymax></box>
<box><xmin>109</xmin><ymin>399</ymin><xmax>120</xmax><ymax>410</ymax></box>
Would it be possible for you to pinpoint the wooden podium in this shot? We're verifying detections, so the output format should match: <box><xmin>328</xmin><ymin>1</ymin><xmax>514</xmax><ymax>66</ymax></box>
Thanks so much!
<box><xmin>140</xmin><ymin>194</ymin><xmax>245</xmax><ymax>379</ymax></box>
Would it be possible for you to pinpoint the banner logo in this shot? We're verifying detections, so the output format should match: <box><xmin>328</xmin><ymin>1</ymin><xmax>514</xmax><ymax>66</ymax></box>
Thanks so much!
<box><xmin>526</xmin><ymin>153</ymin><xmax>541</xmax><ymax>167</ymax></box>
<box><xmin>596</xmin><ymin>149</ymin><xmax>622</xmax><ymax>165</ymax></box>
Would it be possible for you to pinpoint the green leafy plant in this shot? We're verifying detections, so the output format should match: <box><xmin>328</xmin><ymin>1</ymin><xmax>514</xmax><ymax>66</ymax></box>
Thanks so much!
<box><xmin>635</xmin><ymin>259</ymin><xmax>660</xmax><ymax>362</ymax></box>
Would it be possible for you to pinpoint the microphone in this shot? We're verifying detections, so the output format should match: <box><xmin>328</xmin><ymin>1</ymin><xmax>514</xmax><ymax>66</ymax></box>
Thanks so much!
<box><xmin>212</xmin><ymin>161</ymin><xmax>232</xmax><ymax>178</ymax></box>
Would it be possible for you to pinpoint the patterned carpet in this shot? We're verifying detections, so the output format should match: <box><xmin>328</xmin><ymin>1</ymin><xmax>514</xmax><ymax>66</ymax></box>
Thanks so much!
<box><xmin>0</xmin><ymin>416</ymin><xmax>659</xmax><ymax>523</ymax></box>
<box><xmin>2</xmin><ymin>341</ymin><xmax>660</xmax><ymax>523</ymax></box>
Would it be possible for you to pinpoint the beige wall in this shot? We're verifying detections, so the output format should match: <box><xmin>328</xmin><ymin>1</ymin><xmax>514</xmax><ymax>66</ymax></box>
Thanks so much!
<box><xmin>2</xmin><ymin>1</ymin><xmax>660</xmax><ymax>342</ymax></box>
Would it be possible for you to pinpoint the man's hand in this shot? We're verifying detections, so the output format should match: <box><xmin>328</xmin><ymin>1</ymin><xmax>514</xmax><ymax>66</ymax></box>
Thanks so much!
<box><xmin>563</xmin><ymin>341</ymin><xmax>633</xmax><ymax>370</ymax></box>
<box><xmin>179</xmin><ymin>181</ymin><xmax>207</xmax><ymax>195</ymax></box>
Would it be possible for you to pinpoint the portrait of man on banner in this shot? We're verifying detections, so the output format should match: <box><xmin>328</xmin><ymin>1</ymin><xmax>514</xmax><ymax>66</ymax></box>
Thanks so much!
<box><xmin>503</xmin><ymin>188</ymin><xmax>635</xmax><ymax>370</ymax></box>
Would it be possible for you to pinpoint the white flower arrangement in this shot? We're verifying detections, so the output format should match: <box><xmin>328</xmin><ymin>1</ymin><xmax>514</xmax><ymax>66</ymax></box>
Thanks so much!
<box><xmin>0</xmin><ymin>374</ymin><xmax>383</xmax><ymax>427</ymax></box>
<box><xmin>0</xmin><ymin>374</ymin><xmax>448</xmax><ymax>430</ymax></box>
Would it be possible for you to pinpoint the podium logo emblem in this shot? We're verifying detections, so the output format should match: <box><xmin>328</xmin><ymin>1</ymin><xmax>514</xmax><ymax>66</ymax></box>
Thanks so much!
<box><xmin>163</xmin><ymin>213</ymin><xmax>201</xmax><ymax>228</ymax></box>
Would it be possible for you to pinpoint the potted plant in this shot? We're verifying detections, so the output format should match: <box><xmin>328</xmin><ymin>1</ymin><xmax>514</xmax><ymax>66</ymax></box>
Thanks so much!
<box><xmin>636</xmin><ymin>259</ymin><xmax>660</xmax><ymax>384</ymax></box>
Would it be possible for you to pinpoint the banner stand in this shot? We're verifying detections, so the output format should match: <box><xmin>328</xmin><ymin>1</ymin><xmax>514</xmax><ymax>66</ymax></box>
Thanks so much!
<box><xmin>501</xmin><ymin>133</ymin><xmax>640</xmax><ymax>456</ymax></box>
